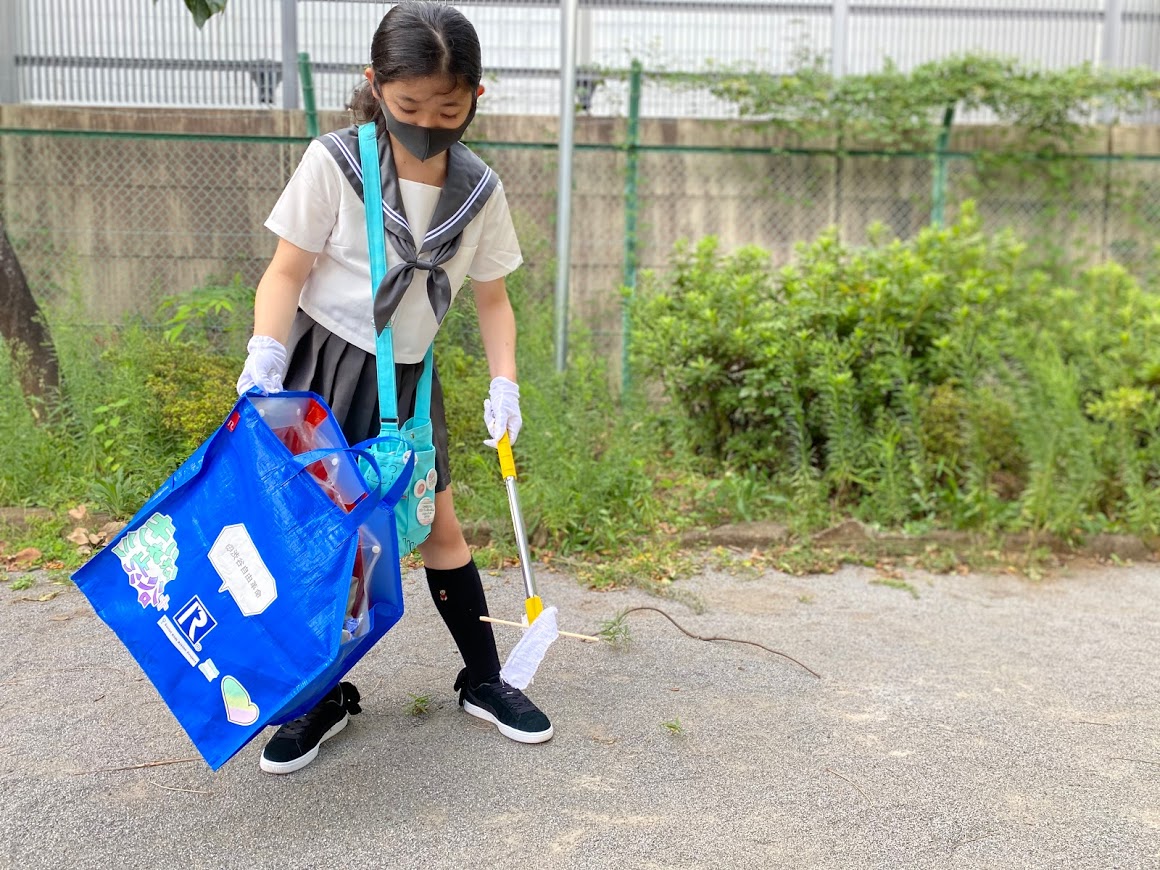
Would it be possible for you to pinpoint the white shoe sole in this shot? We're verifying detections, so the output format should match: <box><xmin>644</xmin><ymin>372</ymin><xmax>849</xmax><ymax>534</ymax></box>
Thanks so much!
<box><xmin>461</xmin><ymin>699</ymin><xmax>554</xmax><ymax>744</ymax></box>
<box><xmin>259</xmin><ymin>712</ymin><xmax>350</xmax><ymax>774</ymax></box>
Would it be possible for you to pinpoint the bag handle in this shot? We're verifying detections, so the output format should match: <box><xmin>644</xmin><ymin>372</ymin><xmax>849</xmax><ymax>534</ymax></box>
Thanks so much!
<box><xmin>292</xmin><ymin>434</ymin><xmax>414</xmax><ymax>507</ymax></box>
<box><xmin>278</xmin><ymin>444</ymin><xmax>414</xmax><ymax>535</ymax></box>
<box><xmin>358</xmin><ymin>123</ymin><xmax>434</xmax><ymax>427</ymax></box>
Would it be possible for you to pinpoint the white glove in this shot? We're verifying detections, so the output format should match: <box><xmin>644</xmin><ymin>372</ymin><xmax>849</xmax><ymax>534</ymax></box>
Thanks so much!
<box><xmin>236</xmin><ymin>335</ymin><xmax>287</xmax><ymax>396</ymax></box>
<box><xmin>483</xmin><ymin>375</ymin><xmax>522</xmax><ymax>448</ymax></box>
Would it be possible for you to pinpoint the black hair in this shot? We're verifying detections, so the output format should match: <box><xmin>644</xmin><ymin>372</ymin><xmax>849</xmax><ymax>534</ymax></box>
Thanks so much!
<box><xmin>348</xmin><ymin>1</ymin><xmax>483</xmax><ymax>124</ymax></box>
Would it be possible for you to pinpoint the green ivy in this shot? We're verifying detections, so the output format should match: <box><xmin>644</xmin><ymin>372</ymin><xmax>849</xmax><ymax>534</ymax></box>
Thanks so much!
<box><xmin>691</xmin><ymin>52</ymin><xmax>1160</xmax><ymax>153</ymax></box>
<box><xmin>646</xmin><ymin>52</ymin><xmax>1160</xmax><ymax>279</ymax></box>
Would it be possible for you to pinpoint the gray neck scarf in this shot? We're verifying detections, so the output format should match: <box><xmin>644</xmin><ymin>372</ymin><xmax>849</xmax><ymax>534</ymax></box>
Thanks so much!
<box><xmin>319</xmin><ymin>124</ymin><xmax>499</xmax><ymax>332</ymax></box>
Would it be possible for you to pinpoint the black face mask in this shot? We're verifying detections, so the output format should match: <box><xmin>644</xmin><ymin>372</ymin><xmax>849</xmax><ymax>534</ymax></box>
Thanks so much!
<box><xmin>378</xmin><ymin>96</ymin><xmax>477</xmax><ymax>162</ymax></box>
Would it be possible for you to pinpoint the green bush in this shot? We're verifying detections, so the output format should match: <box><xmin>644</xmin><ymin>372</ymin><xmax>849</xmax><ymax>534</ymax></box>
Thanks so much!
<box><xmin>0</xmin><ymin>306</ymin><xmax>243</xmax><ymax>515</ymax></box>
<box><xmin>631</xmin><ymin>202</ymin><xmax>1160</xmax><ymax>534</ymax></box>
<box><xmin>144</xmin><ymin>342</ymin><xmax>243</xmax><ymax>455</ymax></box>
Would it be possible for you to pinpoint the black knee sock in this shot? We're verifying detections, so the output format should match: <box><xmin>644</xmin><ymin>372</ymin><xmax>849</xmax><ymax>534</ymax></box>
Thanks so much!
<box><xmin>425</xmin><ymin>559</ymin><xmax>501</xmax><ymax>686</ymax></box>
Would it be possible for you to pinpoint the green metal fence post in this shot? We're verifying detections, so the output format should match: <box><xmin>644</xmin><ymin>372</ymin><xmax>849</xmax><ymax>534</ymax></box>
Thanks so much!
<box><xmin>931</xmin><ymin>103</ymin><xmax>954</xmax><ymax>226</ymax></box>
<box><xmin>621</xmin><ymin>60</ymin><xmax>643</xmax><ymax>393</ymax></box>
<box><xmin>297</xmin><ymin>52</ymin><xmax>319</xmax><ymax>139</ymax></box>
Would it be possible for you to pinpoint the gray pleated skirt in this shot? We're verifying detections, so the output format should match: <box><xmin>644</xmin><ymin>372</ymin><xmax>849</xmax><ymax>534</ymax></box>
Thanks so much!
<box><xmin>283</xmin><ymin>309</ymin><xmax>451</xmax><ymax>493</ymax></box>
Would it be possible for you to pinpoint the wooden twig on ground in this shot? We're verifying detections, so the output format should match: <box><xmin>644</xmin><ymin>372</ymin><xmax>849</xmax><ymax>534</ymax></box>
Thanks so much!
<box><xmin>617</xmin><ymin>606</ymin><xmax>822</xmax><ymax>678</ymax></box>
<box><xmin>825</xmin><ymin>767</ymin><xmax>872</xmax><ymax>804</ymax></box>
<box><xmin>71</xmin><ymin>757</ymin><xmax>199</xmax><ymax>775</ymax></box>
<box><xmin>1112</xmin><ymin>756</ymin><xmax>1160</xmax><ymax>766</ymax></box>
<box><xmin>150</xmin><ymin>780</ymin><xmax>211</xmax><ymax>795</ymax></box>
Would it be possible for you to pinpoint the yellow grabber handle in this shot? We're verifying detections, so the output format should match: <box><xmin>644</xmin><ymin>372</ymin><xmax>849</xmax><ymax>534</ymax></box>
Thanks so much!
<box><xmin>498</xmin><ymin>433</ymin><xmax>544</xmax><ymax>623</ymax></box>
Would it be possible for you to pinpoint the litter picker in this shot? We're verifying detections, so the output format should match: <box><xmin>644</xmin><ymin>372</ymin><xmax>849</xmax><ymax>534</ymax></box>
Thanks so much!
<box><xmin>486</xmin><ymin>433</ymin><xmax>597</xmax><ymax>688</ymax></box>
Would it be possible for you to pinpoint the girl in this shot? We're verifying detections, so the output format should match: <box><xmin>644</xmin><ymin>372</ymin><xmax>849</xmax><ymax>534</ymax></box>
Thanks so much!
<box><xmin>236</xmin><ymin>1</ymin><xmax>552</xmax><ymax>775</ymax></box>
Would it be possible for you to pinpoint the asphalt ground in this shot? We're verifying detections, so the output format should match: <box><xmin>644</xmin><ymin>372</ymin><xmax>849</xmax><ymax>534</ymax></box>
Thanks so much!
<box><xmin>1</xmin><ymin>557</ymin><xmax>1157</xmax><ymax>869</ymax></box>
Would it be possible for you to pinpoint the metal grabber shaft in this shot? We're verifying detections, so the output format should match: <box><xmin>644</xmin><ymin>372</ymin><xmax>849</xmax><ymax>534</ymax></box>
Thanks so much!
<box><xmin>497</xmin><ymin>433</ymin><xmax>543</xmax><ymax>623</ymax></box>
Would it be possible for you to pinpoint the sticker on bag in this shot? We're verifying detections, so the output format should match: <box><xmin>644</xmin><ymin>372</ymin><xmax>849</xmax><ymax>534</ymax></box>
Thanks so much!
<box><xmin>209</xmin><ymin>525</ymin><xmax>278</xmax><ymax>616</ymax></box>
<box><xmin>174</xmin><ymin>595</ymin><xmax>217</xmax><ymax>650</ymax></box>
<box><xmin>221</xmin><ymin>675</ymin><xmax>260</xmax><ymax>726</ymax></box>
<box><xmin>113</xmin><ymin>512</ymin><xmax>180</xmax><ymax>612</ymax></box>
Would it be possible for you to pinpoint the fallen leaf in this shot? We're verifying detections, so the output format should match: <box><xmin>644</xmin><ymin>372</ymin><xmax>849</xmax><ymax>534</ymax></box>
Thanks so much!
<box><xmin>12</xmin><ymin>547</ymin><xmax>41</xmax><ymax>568</ymax></box>
<box><xmin>98</xmin><ymin>521</ymin><xmax>126</xmax><ymax>540</ymax></box>
<box><xmin>87</xmin><ymin>533</ymin><xmax>102</xmax><ymax>546</ymax></box>
<box><xmin>19</xmin><ymin>590</ymin><xmax>62</xmax><ymax>602</ymax></box>
<box><xmin>67</xmin><ymin>527</ymin><xmax>91</xmax><ymax>546</ymax></box>
<box><xmin>68</xmin><ymin>505</ymin><xmax>88</xmax><ymax>521</ymax></box>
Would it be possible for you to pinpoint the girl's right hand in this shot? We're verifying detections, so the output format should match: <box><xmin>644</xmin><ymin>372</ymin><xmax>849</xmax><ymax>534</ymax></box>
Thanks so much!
<box><xmin>483</xmin><ymin>375</ymin><xmax>522</xmax><ymax>448</ymax></box>
<box><xmin>236</xmin><ymin>335</ymin><xmax>288</xmax><ymax>396</ymax></box>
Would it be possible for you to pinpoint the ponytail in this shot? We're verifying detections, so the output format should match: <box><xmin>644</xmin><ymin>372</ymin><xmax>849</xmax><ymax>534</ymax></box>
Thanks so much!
<box><xmin>348</xmin><ymin>80</ymin><xmax>382</xmax><ymax>125</ymax></box>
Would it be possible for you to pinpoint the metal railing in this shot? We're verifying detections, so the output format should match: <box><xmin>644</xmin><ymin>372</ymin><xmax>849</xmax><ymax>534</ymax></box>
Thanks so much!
<box><xmin>3</xmin><ymin>1</ymin><xmax>1157</xmax><ymax>118</ymax></box>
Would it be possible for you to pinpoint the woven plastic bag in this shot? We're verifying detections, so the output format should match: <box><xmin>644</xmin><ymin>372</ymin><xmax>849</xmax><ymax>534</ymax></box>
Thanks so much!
<box><xmin>73</xmin><ymin>391</ymin><xmax>412</xmax><ymax>769</ymax></box>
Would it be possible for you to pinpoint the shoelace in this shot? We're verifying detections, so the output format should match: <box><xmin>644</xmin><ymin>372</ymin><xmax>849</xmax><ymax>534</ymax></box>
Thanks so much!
<box><xmin>277</xmin><ymin>685</ymin><xmax>360</xmax><ymax>738</ymax></box>
<box><xmin>490</xmin><ymin>679</ymin><xmax>540</xmax><ymax>716</ymax></box>
<box><xmin>277</xmin><ymin>714</ymin><xmax>317</xmax><ymax>740</ymax></box>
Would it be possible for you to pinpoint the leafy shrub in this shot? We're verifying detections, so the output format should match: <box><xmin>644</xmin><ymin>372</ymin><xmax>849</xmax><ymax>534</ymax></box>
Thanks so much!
<box><xmin>631</xmin><ymin>202</ymin><xmax>1160</xmax><ymax>534</ymax></box>
<box><xmin>0</xmin><ymin>317</ymin><xmax>241</xmax><ymax>511</ymax></box>
<box><xmin>144</xmin><ymin>342</ymin><xmax>242</xmax><ymax>455</ymax></box>
<box><xmin>158</xmin><ymin>274</ymin><xmax>255</xmax><ymax>356</ymax></box>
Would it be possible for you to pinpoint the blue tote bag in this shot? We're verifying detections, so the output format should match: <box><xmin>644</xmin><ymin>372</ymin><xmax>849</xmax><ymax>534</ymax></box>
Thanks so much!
<box><xmin>73</xmin><ymin>391</ymin><xmax>413</xmax><ymax>770</ymax></box>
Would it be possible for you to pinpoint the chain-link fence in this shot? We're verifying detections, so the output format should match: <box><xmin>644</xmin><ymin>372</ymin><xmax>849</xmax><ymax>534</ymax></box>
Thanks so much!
<box><xmin>4</xmin><ymin>110</ymin><xmax>1159</xmax><ymax>375</ymax></box>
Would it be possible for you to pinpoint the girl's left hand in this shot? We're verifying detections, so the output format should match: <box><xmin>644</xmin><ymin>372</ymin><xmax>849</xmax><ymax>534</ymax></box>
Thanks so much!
<box><xmin>483</xmin><ymin>376</ymin><xmax>522</xmax><ymax>447</ymax></box>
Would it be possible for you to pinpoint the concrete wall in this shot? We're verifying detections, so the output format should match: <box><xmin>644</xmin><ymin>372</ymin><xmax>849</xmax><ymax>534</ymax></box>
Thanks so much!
<box><xmin>2</xmin><ymin>105</ymin><xmax>1158</xmax><ymax>336</ymax></box>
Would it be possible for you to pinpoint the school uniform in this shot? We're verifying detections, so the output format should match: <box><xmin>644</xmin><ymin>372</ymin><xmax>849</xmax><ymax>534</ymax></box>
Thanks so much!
<box><xmin>264</xmin><ymin>127</ymin><xmax>523</xmax><ymax>491</ymax></box>
<box><xmin>255</xmin><ymin>124</ymin><xmax>552</xmax><ymax>776</ymax></box>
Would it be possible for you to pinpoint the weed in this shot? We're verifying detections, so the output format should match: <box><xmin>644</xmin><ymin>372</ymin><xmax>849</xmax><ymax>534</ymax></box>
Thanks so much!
<box><xmin>632</xmin><ymin>206</ymin><xmax>1160</xmax><ymax>538</ymax></box>
<box><xmin>870</xmin><ymin>577</ymin><xmax>920</xmax><ymax>599</ymax></box>
<box><xmin>914</xmin><ymin>544</ymin><xmax>961</xmax><ymax>574</ymax></box>
<box><xmin>568</xmin><ymin>540</ymin><xmax>695</xmax><ymax>591</ymax></box>
<box><xmin>406</xmin><ymin>694</ymin><xmax>431</xmax><ymax>717</ymax></box>
<box><xmin>88</xmin><ymin>470</ymin><xmax>151</xmax><ymax>520</ymax></box>
<box><xmin>708</xmin><ymin>546</ymin><xmax>777</xmax><ymax>578</ymax></box>
<box><xmin>159</xmin><ymin>274</ymin><xmax>255</xmax><ymax>355</ymax></box>
<box><xmin>89</xmin><ymin>398</ymin><xmax>134</xmax><ymax>475</ymax></box>
<box><xmin>661</xmin><ymin>717</ymin><xmax>685</xmax><ymax>736</ymax></box>
<box><xmin>597</xmin><ymin>611</ymin><xmax>632</xmax><ymax>648</ymax></box>
<box><xmin>470</xmin><ymin>543</ymin><xmax>517</xmax><ymax>571</ymax></box>
<box><xmin>9</xmin><ymin>576</ymin><xmax>35</xmax><ymax>591</ymax></box>
<box><xmin>770</xmin><ymin>545</ymin><xmax>844</xmax><ymax>576</ymax></box>
<box><xmin>1</xmin><ymin>517</ymin><xmax>87</xmax><ymax>570</ymax></box>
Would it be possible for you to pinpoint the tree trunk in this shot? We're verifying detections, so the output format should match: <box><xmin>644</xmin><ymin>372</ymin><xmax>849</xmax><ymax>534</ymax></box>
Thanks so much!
<box><xmin>0</xmin><ymin>216</ymin><xmax>60</xmax><ymax>412</ymax></box>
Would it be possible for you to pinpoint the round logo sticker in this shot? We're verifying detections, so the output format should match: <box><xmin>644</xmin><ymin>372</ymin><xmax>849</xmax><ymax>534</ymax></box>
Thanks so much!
<box><xmin>416</xmin><ymin>497</ymin><xmax>436</xmax><ymax>526</ymax></box>
<box><xmin>413</xmin><ymin>478</ymin><xmax>427</xmax><ymax>499</ymax></box>
<box><xmin>426</xmin><ymin>468</ymin><xmax>438</xmax><ymax>491</ymax></box>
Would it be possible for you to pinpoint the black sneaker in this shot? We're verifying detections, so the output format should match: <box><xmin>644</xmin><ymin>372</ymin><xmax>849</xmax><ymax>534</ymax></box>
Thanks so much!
<box><xmin>454</xmin><ymin>668</ymin><xmax>554</xmax><ymax>744</ymax></box>
<box><xmin>259</xmin><ymin>681</ymin><xmax>362</xmax><ymax>774</ymax></box>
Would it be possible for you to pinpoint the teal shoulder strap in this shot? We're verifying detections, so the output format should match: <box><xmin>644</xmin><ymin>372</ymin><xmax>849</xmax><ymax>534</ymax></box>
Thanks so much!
<box><xmin>357</xmin><ymin>123</ymin><xmax>433</xmax><ymax>427</ymax></box>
